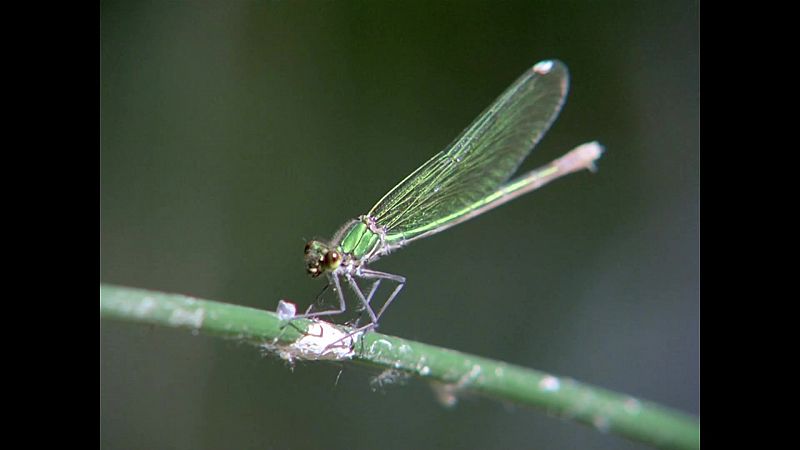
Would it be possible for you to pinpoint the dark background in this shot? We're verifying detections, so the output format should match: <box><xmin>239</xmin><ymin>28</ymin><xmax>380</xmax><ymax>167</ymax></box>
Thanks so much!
<box><xmin>100</xmin><ymin>1</ymin><xmax>698</xmax><ymax>449</ymax></box>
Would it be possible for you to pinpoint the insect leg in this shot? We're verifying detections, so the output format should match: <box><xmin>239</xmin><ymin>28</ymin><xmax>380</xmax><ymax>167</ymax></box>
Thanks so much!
<box><xmin>291</xmin><ymin>273</ymin><xmax>347</xmax><ymax>320</ymax></box>
<box><xmin>352</xmin><ymin>279</ymin><xmax>382</xmax><ymax>328</ymax></box>
<box><xmin>358</xmin><ymin>268</ymin><xmax>406</xmax><ymax>322</ymax></box>
<box><xmin>329</xmin><ymin>269</ymin><xmax>405</xmax><ymax>342</ymax></box>
<box><xmin>304</xmin><ymin>282</ymin><xmax>331</xmax><ymax>315</ymax></box>
<box><xmin>345</xmin><ymin>274</ymin><xmax>379</xmax><ymax>325</ymax></box>
<box><xmin>366</xmin><ymin>279</ymin><xmax>382</xmax><ymax>304</ymax></box>
<box><xmin>317</xmin><ymin>275</ymin><xmax>381</xmax><ymax>350</ymax></box>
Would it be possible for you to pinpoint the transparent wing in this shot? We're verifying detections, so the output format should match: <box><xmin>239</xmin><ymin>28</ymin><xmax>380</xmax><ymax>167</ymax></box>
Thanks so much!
<box><xmin>368</xmin><ymin>60</ymin><xmax>569</xmax><ymax>241</ymax></box>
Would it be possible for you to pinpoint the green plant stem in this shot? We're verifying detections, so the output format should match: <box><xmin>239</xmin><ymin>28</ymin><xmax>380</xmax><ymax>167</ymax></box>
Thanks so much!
<box><xmin>100</xmin><ymin>284</ymin><xmax>699</xmax><ymax>450</ymax></box>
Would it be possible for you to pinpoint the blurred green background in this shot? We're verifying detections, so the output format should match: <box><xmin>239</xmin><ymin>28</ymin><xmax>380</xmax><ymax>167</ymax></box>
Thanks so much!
<box><xmin>100</xmin><ymin>1</ymin><xmax>698</xmax><ymax>449</ymax></box>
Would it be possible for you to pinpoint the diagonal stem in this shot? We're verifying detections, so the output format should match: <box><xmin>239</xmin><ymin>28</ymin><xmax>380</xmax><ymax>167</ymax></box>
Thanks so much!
<box><xmin>100</xmin><ymin>283</ymin><xmax>699</xmax><ymax>450</ymax></box>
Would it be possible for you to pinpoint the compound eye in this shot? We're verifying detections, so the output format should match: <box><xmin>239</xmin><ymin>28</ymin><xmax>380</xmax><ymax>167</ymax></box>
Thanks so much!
<box><xmin>323</xmin><ymin>251</ymin><xmax>341</xmax><ymax>267</ymax></box>
<box><xmin>304</xmin><ymin>242</ymin><xmax>312</xmax><ymax>254</ymax></box>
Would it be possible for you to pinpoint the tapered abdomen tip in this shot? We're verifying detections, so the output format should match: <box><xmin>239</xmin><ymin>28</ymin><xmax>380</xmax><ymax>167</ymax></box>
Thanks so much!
<box><xmin>556</xmin><ymin>141</ymin><xmax>605</xmax><ymax>174</ymax></box>
<box><xmin>574</xmin><ymin>141</ymin><xmax>605</xmax><ymax>161</ymax></box>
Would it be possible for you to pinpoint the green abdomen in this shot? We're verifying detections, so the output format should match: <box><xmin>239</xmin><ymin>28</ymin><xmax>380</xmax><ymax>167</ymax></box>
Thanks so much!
<box><xmin>338</xmin><ymin>220</ymin><xmax>381</xmax><ymax>260</ymax></box>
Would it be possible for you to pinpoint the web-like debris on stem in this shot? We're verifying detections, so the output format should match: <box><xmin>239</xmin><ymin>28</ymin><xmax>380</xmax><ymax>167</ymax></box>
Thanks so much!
<box><xmin>262</xmin><ymin>300</ymin><xmax>364</xmax><ymax>363</ymax></box>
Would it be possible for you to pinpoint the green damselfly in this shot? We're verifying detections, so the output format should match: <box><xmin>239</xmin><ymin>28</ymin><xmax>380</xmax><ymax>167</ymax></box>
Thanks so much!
<box><xmin>299</xmin><ymin>60</ymin><xmax>602</xmax><ymax>334</ymax></box>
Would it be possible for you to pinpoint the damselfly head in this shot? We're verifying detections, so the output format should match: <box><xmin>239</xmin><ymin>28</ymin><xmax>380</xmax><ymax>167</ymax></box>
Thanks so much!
<box><xmin>304</xmin><ymin>240</ymin><xmax>342</xmax><ymax>277</ymax></box>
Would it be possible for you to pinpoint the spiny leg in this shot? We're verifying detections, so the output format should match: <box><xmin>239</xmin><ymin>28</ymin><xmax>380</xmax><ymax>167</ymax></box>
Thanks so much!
<box><xmin>318</xmin><ymin>275</ymin><xmax>378</xmax><ymax>351</ymax></box>
<box><xmin>353</xmin><ymin>279</ymin><xmax>382</xmax><ymax>327</ymax></box>
<box><xmin>291</xmin><ymin>273</ymin><xmax>347</xmax><ymax>321</ymax></box>
<box><xmin>304</xmin><ymin>282</ymin><xmax>331</xmax><ymax>315</ymax></box>
<box><xmin>321</xmin><ymin>270</ymin><xmax>405</xmax><ymax>350</ymax></box>
<box><xmin>345</xmin><ymin>274</ymin><xmax>378</xmax><ymax>325</ymax></box>
<box><xmin>366</xmin><ymin>279</ymin><xmax>382</xmax><ymax>304</ymax></box>
<box><xmin>348</xmin><ymin>269</ymin><xmax>406</xmax><ymax>332</ymax></box>
<box><xmin>359</xmin><ymin>268</ymin><xmax>406</xmax><ymax>322</ymax></box>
